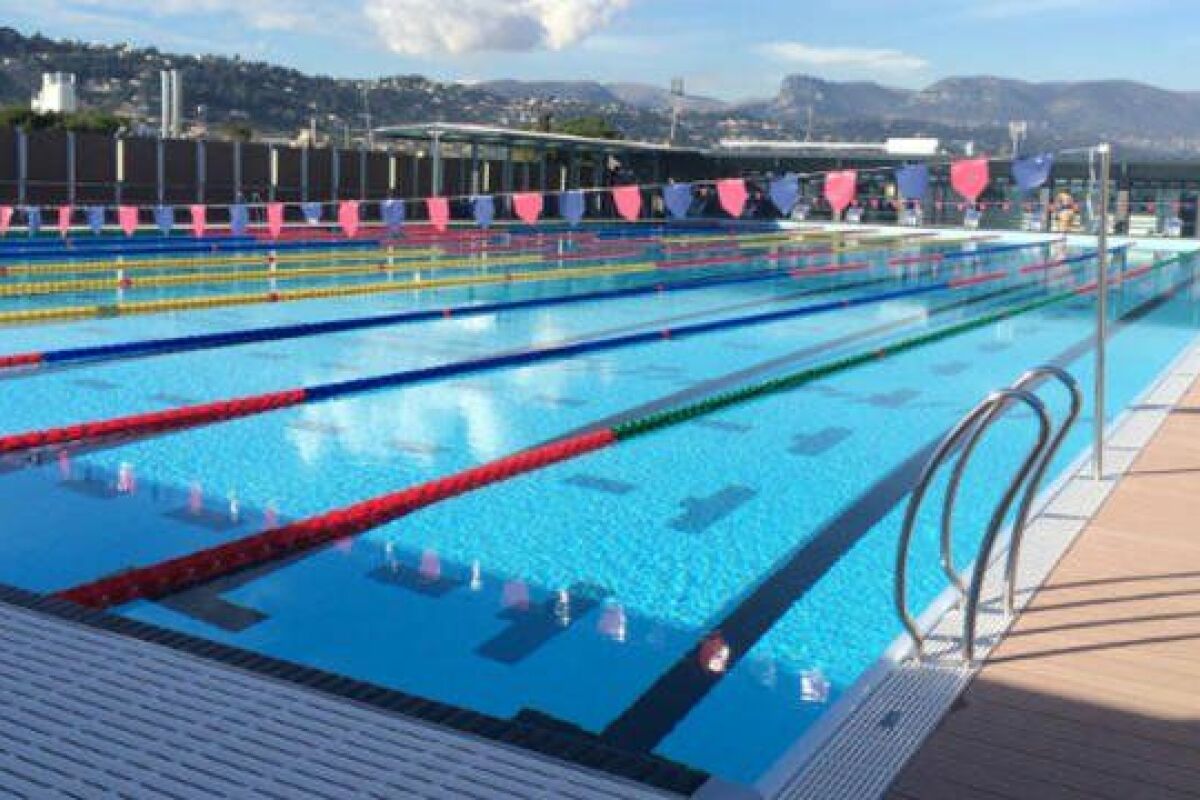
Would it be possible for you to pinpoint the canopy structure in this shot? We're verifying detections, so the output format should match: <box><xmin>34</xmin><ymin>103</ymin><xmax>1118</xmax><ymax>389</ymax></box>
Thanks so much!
<box><xmin>374</xmin><ymin>122</ymin><xmax>703</xmax><ymax>197</ymax></box>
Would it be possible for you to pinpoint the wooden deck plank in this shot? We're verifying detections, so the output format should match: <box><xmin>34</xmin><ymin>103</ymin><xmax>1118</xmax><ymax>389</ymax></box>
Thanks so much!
<box><xmin>891</xmin><ymin>378</ymin><xmax>1200</xmax><ymax>800</ymax></box>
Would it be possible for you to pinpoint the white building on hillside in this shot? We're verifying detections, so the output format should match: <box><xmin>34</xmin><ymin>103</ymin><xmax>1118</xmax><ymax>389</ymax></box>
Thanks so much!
<box><xmin>32</xmin><ymin>72</ymin><xmax>79</xmax><ymax>114</ymax></box>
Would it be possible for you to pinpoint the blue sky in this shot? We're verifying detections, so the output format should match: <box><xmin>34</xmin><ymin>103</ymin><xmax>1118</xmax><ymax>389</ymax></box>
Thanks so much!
<box><xmin>5</xmin><ymin>0</ymin><xmax>1193</xmax><ymax>99</ymax></box>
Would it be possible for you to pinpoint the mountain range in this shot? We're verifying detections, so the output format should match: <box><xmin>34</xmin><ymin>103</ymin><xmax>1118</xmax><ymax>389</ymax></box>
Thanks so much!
<box><xmin>2</xmin><ymin>26</ymin><xmax>1199</xmax><ymax>157</ymax></box>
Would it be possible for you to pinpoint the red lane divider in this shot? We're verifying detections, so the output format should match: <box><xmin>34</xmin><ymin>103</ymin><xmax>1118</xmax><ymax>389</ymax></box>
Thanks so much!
<box><xmin>56</xmin><ymin>428</ymin><xmax>617</xmax><ymax>609</ymax></box>
<box><xmin>1019</xmin><ymin>257</ymin><xmax>1069</xmax><ymax>275</ymax></box>
<box><xmin>949</xmin><ymin>270</ymin><xmax>1008</xmax><ymax>289</ymax></box>
<box><xmin>0</xmin><ymin>352</ymin><xmax>43</xmax><ymax>370</ymax></box>
<box><xmin>788</xmin><ymin>261</ymin><xmax>869</xmax><ymax>279</ymax></box>
<box><xmin>0</xmin><ymin>389</ymin><xmax>306</xmax><ymax>455</ymax></box>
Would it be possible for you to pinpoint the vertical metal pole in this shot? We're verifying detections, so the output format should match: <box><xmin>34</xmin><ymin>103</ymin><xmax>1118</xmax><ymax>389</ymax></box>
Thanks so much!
<box><xmin>114</xmin><ymin>136</ymin><xmax>124</xmax><ymax>206</ymax></box>
<box><xmin>430</xmin><ymin>131</ymin><xmax>443</xmax><ymax>196</ymax></box>
<box><xmin>233</xmin><ymin>140</ymin><xmax>243</xmax><ymax>201</ymax></box>
<box><xmin>1094</xmin><ymin>143</ymin><xmax>1112</xmax><ymax>480</ymax></box>
<box><xmin>359</xmin><ymin>146</ymin><xmax>368</xmax><ymax>200</ymax></box>
<box><xmin>66</xmin><ymin>132</ymin><xmax>77</xmax><ymax>206</ymax></box>
<box><xmin>156</xmin><ymin>137</ymin><xmax>165</xmax><ymax>206</ymax></box>
<box><xmin>300</xmin><ymin>146</ymin><xmax>309</xmax><ymax>203</ymax></box>
<box><xmin>269</xmin><ymin>146</ymin><xmax>278</xmax><ymax>203</ymax></box>
<box><xmin>330</xmin><ymin>146</ymin><xmax>340</xmax><ymax>202</ymax></box>
<box><xmin>196</xmin><ymin>139</ymin><xmax>206</xmax><ymax>204</ymax></box>
<box><xmin>15</xmin><ymin>128</ymin><xmax>27</xmax><ymax>207</ymax></box>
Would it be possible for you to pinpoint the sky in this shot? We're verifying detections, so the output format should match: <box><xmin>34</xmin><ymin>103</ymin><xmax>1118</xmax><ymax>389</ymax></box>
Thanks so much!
<box><xmin>4</xmin><ymin>0</ymin><xmax>1196</xmax><ymax>100</ymax></box>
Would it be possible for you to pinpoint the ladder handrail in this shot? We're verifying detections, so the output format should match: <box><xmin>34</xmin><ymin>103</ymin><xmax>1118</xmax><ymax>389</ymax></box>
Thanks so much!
<box><xmin>1002</xmin><ymin>366</ymin><xmax>1083</xmax><ymax>615</ymax></box>
<box><xmin>894</xmin><ymin>388</ymin><xmax>1050</xmax><ymax>659</ymax></box>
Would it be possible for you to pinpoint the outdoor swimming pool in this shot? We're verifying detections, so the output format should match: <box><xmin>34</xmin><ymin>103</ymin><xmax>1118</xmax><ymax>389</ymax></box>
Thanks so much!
<box><xmin>0</xmin><ymin>224</ymin><xmax>1195</xmax><ymax>792</ymax></box>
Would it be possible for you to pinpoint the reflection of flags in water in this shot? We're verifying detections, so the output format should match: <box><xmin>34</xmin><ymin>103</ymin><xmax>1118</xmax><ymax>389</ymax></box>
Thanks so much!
<box><xmin>419</xmin><ymin>550</ymin><xmax>441</xmax><ymax>582</ymax></box>
<box><xmin>663</xmin><ymin>183</ymin><xmax>692</xmax><ymax>220</ymax></box>
<box><xmin>502</xmin><ymin>580</ymin><xmax>530</xmax><ymax>611</ymax></box>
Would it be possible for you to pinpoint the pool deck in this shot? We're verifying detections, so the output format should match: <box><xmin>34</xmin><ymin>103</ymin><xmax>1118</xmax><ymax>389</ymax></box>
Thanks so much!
<box><xmin>888</xmin><ymin>377</ymin><xmax>1200</xmax><ymax>799</ymax></box>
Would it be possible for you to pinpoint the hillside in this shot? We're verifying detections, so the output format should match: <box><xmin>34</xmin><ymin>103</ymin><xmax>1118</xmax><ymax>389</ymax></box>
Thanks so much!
<box><xmin>2</xmin><ymin>27</ymin><xmax>1198</xmax><ymax>155</ymax></box>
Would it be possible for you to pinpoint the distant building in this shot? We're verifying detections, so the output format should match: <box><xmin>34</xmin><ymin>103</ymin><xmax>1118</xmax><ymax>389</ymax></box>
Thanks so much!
<box><xmin>31</xmin><ymin>72</ymin><xmax>78</xmax><ymax>114</ymax></box>
<box><xmin>716</xmin><ymin>137</ymin><xmax>942</xmax><ymax>157</ymax></box>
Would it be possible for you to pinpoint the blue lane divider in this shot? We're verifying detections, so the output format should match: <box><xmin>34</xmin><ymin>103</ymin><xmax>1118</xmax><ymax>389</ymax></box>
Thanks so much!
<box><xmin>301</xmin><ymin>278</ymin><xmax>989</xmax><ymax>403</ymax></box>
<box><xmin>28</xmin><ymin>240</ymin><xmax>1061</xmax><ymax>369</ymax></box>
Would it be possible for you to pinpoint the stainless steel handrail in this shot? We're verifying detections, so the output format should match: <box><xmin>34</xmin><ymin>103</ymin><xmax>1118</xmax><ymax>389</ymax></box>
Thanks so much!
<box><xmin>896</xmin><ymin>365</ymin><xmax>1078</xmax><ymax>662</ymax></box>
<box><xmin>1001</xmin><ymin>366</ymin><xmax>1083</xmax><ymax>615</ymax></box>
<box><xmin>894</xmin><ymin>389</ymin><xmax>1044</xmax><ymax>660</ymax></box>
<box><xmin>962</xmin><ymin>389</ymin><xmax>1050</xmax><ymax>663</ymax></box>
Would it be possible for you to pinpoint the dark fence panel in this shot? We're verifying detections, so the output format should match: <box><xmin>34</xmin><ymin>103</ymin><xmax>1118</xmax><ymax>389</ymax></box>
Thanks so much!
<box><xmin>76</xmin><ymin>132</ymin><xmax>116</xmax><ymax>205</ymax></box>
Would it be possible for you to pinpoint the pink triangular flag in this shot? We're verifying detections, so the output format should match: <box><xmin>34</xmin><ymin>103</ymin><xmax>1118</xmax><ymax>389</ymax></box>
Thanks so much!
<box><xmin>0</xmin><ymin>205</ymin><xmax>11</xmax><ymax>236</ymax></box>
<box><xmin>427</xmin><ymin>197</ymin><xmax>450</xmax><ymax>232</ymax></box>
<box><xmin>716</xmin><ymin>179</ymin><xmax>748</xmax><ymax>218</ymax></box>
<box><xmin>57</xmin><ymin>205</ymin><xmax>73</xmax><ymax>237</ymax></box>
<box><xmin>190</xmin><ymin>204</ymin><xmax>207</xmax><ymax>238</ymax></box>
<box><xmin>512</xmin><ymin>192</ymin><xmax>543</xmax><ymax>224</ymax></box>
<box><xmin>338</xmin><ymin>199</ymin><xmax>360</xmax><ymax>238</ymax></box>
<box><xmin>613</xmin><ymin>185</ymin><xmax>642</xmax><ymax>222</ymax></box>
<box><xmin>824</xmin><ymin>171</ymin><xmax>857</xmax><ymax>215</ymax></box>
<box><xmin>266</xmin><ymin>202</ymin><xmax>285</xmax><ymax>238</ymax></box>
<box><xmin>118</xmin><ymin>205</ymin><xmax>139</xmax><ymax>237</ymax></box>
<box><xmin>951</xmin><ymin>157</ymin><xmax>989</xmax><ymax>204</ymax></box>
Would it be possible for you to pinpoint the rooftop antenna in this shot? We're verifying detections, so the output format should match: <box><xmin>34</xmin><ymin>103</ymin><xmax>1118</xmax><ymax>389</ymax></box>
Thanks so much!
<box><xmin>668</xmin><ymin>77</ymin><xmax>684</xmax><ymax>146</ymax></box>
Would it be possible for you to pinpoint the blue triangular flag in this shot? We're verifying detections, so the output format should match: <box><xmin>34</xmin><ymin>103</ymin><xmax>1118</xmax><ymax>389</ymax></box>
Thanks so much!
<box><xmin>24</xmin><ymin>206</ymin><xmax>41</xmax><ymax>236</ymax></box>
<box><xmin>559</xmin><ymin>191</ymin><xmax>585</xmax><ymax>227</ymax></box>
<box><xmin>154</xmin><ymin>205</ymin><xmax>174</xmax><ymax>236</ymax></box>
<box><xmin>85</xmin><ymin>206</ymin><xmax>105</xmax><ymax>235</ymax></box>
<box><xmin>381</xmin><ymin>199</ymin><xmax>406</xmax><ymax>233</ymax></box>
<box><xmin>301</xmin><ymin>202</ymin><xmax>323</xmax><ymax>225</ymax></box>
<box><xmin>896</xmin><ymin>164</ymin><xmax>929</xmax><ymax>201</ymax></box>
<box><xmin>662</xmin><ymin>183</ymin><xmax>693</xmax><ymax>220</ymax></box>
<box><xmin>1012</xmin><ymin>153</ymin><xmax>1054</xmax><ymax>193</ymax></box>
<box><xmin>768</xmin><ymin>175</ymin><xmax>801</xmax><ymax>216</ymax></box>
<box><xmin>229</xmin><ymin>203</ymin><xmax>249</xmax><ymax>236</ymax></box>
<box><xmin>472</xmin><ymin>196</ymin><xmax>496</xmax><ymax>229</ymax></box>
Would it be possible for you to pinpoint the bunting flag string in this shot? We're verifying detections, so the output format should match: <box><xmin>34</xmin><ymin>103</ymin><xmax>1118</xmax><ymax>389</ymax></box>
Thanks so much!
<box><xmin>1012</xmin><ymin>153</ymin><xmax>1053</xmax><ymax>193</ymax></box>
<box><xmin>663</xmin><ymin>183</ymin><xmax>693</xmax><ymax>220</ymax></box>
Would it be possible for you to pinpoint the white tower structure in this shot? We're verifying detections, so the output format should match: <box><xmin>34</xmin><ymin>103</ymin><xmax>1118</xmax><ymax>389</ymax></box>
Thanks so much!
<box><xmin>32</xmin><ymin>73</ymin><xmax>78</xmax><ymax>114</ymax></box>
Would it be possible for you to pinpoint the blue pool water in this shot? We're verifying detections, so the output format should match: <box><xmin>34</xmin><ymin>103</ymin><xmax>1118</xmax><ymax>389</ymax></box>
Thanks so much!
<box><xmin>0</xmin><ymin>228</ymin><xmax>1194</xmax><ymax>789</ymax></box>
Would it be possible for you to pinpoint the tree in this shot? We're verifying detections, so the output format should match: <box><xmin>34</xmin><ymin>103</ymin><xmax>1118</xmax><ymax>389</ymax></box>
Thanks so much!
<box><xmin>217</xmin><ymin>121</ymin><xmax>254</xmax><ymax>142</ymax></box>
<box><xmin>552</xmin><ymin>116</ymin><xmax>624</xmax><ymax>140</ymax></box>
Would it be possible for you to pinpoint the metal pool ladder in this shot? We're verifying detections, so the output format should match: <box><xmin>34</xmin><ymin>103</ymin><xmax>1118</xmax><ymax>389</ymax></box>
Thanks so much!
<box><xmin>895</xmin><ymin>365</ymin><xmax>1082</xmax><ymax>664</ymax></box>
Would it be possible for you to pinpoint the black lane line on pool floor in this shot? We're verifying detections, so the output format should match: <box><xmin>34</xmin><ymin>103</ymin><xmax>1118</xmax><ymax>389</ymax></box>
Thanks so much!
<box><xmin>599</xmin><ymin>268</ymin><xmax>1198</xmax><ymax>754</ymax></box>
<box><xmin>151</xmin><ymin>285</ymin><xmax>1029</xmax><ymax>633</ymax></box>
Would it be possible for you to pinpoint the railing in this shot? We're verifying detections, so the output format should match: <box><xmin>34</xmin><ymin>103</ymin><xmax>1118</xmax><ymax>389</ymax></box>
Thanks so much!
<box><xmin>895</xmin><ymin>365</ymin><xmax>1082</xmax><ymax>664</ymax></box>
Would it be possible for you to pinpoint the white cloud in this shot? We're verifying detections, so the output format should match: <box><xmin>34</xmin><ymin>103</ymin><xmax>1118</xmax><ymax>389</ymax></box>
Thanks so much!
<box><xmin>363</xmin><ymin>0</ymin><xmax>633</xmax><ymax>55</ymax></box>
<box><xmin>758</xmin><ymin>42</ymin><xmax>929</xmax><ymax>72</ymax></box>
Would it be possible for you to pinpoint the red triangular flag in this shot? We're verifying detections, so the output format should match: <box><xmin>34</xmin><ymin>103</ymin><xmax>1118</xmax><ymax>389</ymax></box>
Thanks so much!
<box><xmin>427</xmin><ymin>197</ymin><xmax>450</xmax><ymax>232</ymax></box>
<box><xmin>950</xmin><ymin>158</ymin><xmax>989</xmax><ymax>204</ymax></box>
<box><xmin>513</xmin><ymin>192</ymin><xmax>543</xmax><ymax>224</ymax></box>
<box><xmin>118</xmin><ymin>205</ymin><xmax>139</xmax><ymax>237</ymax></box>
<box><xmin>824</xmin><ymin>171</ymin><xmax>857</xmax><ymax>215</ymax></box>
<box><xmin>190</xmin><ymin>204</ymin><xmax>206</xmax><ymax>238</ymax></box>
<box><xmin>338</xmin><ymin>200</ymin><xmax>360</xmax><ymax>238</ymax></box>
<box><xmin>716</xmin><ymin>179</ymin><xmax>748</xmax><ymax>218</ymax></box>
<box><xmin>613</xmin><ymin>186</ymin><xmax>642</xmax><ymax>221</ymax></box>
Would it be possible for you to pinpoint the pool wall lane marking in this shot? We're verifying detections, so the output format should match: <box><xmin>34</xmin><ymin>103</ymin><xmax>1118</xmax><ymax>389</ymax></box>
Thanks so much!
<box><xmin>50</xmin><ymin>252</ymin><xmax>1172</xmax><ymax>611</ymax></box>
<box><xmin>0</xmin><ymin>262</ymin><xmax>1046</xmax><ymax>457</ymax></box>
